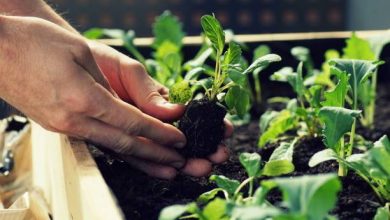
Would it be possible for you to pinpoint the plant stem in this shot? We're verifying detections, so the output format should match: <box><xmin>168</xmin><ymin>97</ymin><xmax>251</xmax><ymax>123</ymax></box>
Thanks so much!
<box><xmin>338</xmin><ymin>138</ymin><xmax>347</xmax><ymax>176</ymax></box>
<box><xmin>124</xmin><ymin>44</ymin><xmax>146</xmax><ymax>66</ymax></box>
<box><xmin>249</xmin><ymin>180</ymin><xmax>254</xmax><ymax>197</ymax></box>
<box><xmin>253</xmin><ymin>73</ymin><xmax>262</xmax><ymax>106</ymax></box>
<box><xmin>233</xmin><ymin>177</ymin><xmax>254</xmax><ymax>200</ymax></box>
<box><xmin>367</xmin><ymin>72</ymin><xmax>378</xmax><ymax>129</ymax></box>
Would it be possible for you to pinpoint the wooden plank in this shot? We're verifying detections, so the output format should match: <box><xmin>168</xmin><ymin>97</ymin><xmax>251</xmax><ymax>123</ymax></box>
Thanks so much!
<box><xmin>31</xmin><ymin>122</ymin><xmax>123</xmax><ymax>220</ymax></box>
<box><xmin>97</xmin><ymin>29</ymin><xmax>390</xmax><ymax>47</ymax></box>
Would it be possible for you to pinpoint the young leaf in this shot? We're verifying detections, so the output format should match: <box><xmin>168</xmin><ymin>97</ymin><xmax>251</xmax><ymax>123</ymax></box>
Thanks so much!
<box><xmin>202</xmin><ymin>198</ymin><xmax>226</xmax><ymax>220</ymax></box>
<box><xmin>346</xmin><ymin>135</ymin><xmax>390</xmax><ymax>201</ymax></box>
<box><xmin>254</xmin><ymin>45</ymin><xmax>271</xmax><ymax>60</ymax></box>
<box><xmin>318</xmin><ymin>107</ymin><xmax>361</xmax><ymax>148</ymax></box>
<box><xmin>197</xmin><ymin>188</ymin><xmax>225</xmax><ymax>204</ymax></box>
<box><xmin>271</xmin><ymin>62</ymin><xmax>304</xmax><ymax>98</ymax></box>
<box><xmin>152</xmin><ymin>11</ymin><xmax>184</xmax><ymax>49</ymax></box>
<box><xmin>227</xmin><ymin>69</ymin><xmax>247</xmax><ymax>86</ymax></box>
<box><xmin>262</xmin><ymin>174</ymin><xmax>341</xmax><ymax>220</ymax></box>
<box><xmin>169</xmin><ymin>80</ymin><xmax>193</xmax><ymax>104</ymax></box>
<box><xmin>309</xmin><ymin>149</ymin><xmax>338</xmax><ymax>167</ymax></box>
<box><xmin>210</xmin><ymin>175</ymin><xmax>240</xmax><ymax>196</ymax></box>
<box><xmin>259</xmin><ymin>111</ymin><xmax>279</xmax><ymax>133</ymax></box>
<box><xmin>154</xmin><ymin>41</ymin><xmax>180</xmax><ymax>60</ymax></box>
<box><xmin>262</xmin><ymin>139</ymin><xmax>296</xmax><ymax>176</ymax></box>
<box><xmin>201</xmin><ymin>15</ymin><xmax>225</xmax><ymax>53</ymax></box>
<box><xmin>258</xmin><ymin>110</ymin><xmax>296</xmax><ymax>147</ymax></box>
<box><xmin>223</xmin><ymin>42</ymin><xmax>242</xmax><ymax>72</ymax></box>
<box><xmin>242</xmin><ymin>54</ymin><xmax>281</xmax><ymax>75</ymax></box>
<box><xmin>239</xmin><ymin>152</ymin><xmax>261</xmax><ymax>177</ymax></box>
<box><xmin>374</xmin><ymin>205</ymin><xmax>390</xmax><ymax>220</ymax></box>
<box><xmin>321</xmin><ymin>70</ymin><xmax>349</xmax><ymax>107</ymax></box>
<box><xmin>291</xmin><ymin>46</ymin><xmax>310</xmax><ymax>62</ymax></box>
<box><xmin>83</xmin><ymin>28</ymin><xmax>105</xmax><ymax>39</ymax></box>
<box><xmin>343</xmin><ymin>33</ymin><xmax>375</xmax><ymax>60</ymax></box>
<box><xmin>225</xmin><ymin>86</ymin><xmax>250</xmax><ymax>118</ymax></box>
<box><xmin>230</xmin><ymin>206</ymin><xmax>281</xmax><ymax>220</ymax></box>
<box><xmin>159</xmin><ymin>203</ymin><xmax>194</xmax><ymax>220</ymax></box>
<box><xmin>262</xmin><ymin>160</ymin><xmax>295</xmax><ymax>177</ymax></box>
<box><xmin>184</xmin><ymin>47</ymin><xmax>213</xmax><ymax>70</ymax></box>
<box><xmin>184</xmin><ymin>67</ymin><xmax>204</xmax><ymax>81</ymax></box>
<box><xmin>329</xmin><ymin>59</ymin><xmax>383</xmax><ymax>107</ymax></box>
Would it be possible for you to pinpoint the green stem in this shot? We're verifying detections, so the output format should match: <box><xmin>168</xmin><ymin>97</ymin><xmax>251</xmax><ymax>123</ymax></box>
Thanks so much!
<box><xmin>233</xmin><ymin>177</ymin><xmax>254</xmax><ymax>200</ymax></box>
<box><xmin>338</xmin><ymin>138</ymin><xmax>347</xmax><ymax>176</ymax></box>
<box><xmin>253</xmin><ymin>73</ymin><xmax>262</xmax><ymax>106</ymax></box>
<box><xmin>124</xmin><ymin>44</ymin><xmax>146</xmax><ymax>66</ymax></box>
<box><xmin>249</xmin><ymin>180</ymin><xmax>254</xmax><ymax>197</ymax></box>
<box><xmin>367</xmin><ymin>72</ymin><xmax>378</xmax><ymax>129</ymax></box>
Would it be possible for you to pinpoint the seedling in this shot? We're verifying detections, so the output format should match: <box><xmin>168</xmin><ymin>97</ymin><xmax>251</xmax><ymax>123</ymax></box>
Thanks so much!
<box><xmin>169</xmin><ymin>15</ymin><xmax>280</xmax><ymax>157</ymax></box>
<box><xmin>158</xmin><ymin>173</ymin><xmax>341</xmax><ymax>220</ymax></box>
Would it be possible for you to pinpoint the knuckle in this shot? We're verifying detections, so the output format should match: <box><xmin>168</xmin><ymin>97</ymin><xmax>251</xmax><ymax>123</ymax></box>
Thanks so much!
<box><xmin>113</xmin><ymin>137</ymin><xmax>136</xmax><ymax>155</ymax></box>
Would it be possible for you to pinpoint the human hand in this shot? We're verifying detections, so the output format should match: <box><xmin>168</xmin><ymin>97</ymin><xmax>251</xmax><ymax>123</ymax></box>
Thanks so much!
<box><xmin>87</xmin><ymin>40</ymin><xmax>232</xmax><ymax>178</ymax></box>
<box><xmin>0</xmin><ymin>16</ymin><xmax>187</xmax><ymax>178</ymax></box>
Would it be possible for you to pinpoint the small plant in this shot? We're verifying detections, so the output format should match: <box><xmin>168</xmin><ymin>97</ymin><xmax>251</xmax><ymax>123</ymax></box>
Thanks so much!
<box><xmin>169</xmin><ymin>15</ymin><xmax>280</xmax><ymax>157</ymax></box>
<box><xmin>158</xmin><ymin>173</ymin><xmax>341</xmax><ymax>220</ymax></box>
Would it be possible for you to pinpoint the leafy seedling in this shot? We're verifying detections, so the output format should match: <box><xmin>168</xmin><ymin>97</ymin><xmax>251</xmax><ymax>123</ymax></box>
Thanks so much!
<box><xmin>170</xmin><ymin>15</ymin><xmax>280</xmax><ymax>158</ymax></box>
<box><xmin>158</xmin><ymin>173</ymin><xmax>341</xmax><ymax>220</ymax></box>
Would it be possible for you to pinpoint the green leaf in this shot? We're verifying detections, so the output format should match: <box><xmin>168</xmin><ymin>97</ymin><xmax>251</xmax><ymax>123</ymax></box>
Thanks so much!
<box><xmin>169</xmin><ymin>80</ymin><xmax>193</xmax><ymax>104</ymax></box>
<box><xmin>154</xmin><ymin>41</ymin><xmax>181</xmax><ymax>60</ymax></box>
<box><xmin>239</xmin><ymin>152</ymin><xmax>262</xmax><ymax>177</ymax></box>
<box><xmin>268</xmin><ymin>139</ymin><xmax>296</xmax><ymax>161</ymax></box>
<box><xmin>152</xmin><ymin>11</ymin><xmax>184</xmax><ymax>49</ymax></box>
<box><xmin>271</xmin><ymin>63</ymin><xmax>304</xmax><ymax>98</ymax></box>
<box><xmin>83</xmin><ymin>28</ymin><xmax>104</xmax><ymax>39</ymax></box>
<box><xmin>243</xmin><ymin>54</ymin><xmax>281</xmax><ymax>75</ymax></box>
<box><xmin>308</xmin><ymin>85</ymin><xmax>323</xmax><ymax>109</ymax></box>
<box><xmin>321</xmin><ymin>70</ymin><xmax>349</xmax><ymax>107</ymax></box>
<box><xmin>259</xmin><ymin>111</ymin><xmax>279</xmax><ymax>133</ymax></box>
<box><xmin>184</xmin><ymin>47</ymin><xmax>213</xmax><ymax>69</ymax></box>
<box><xmin>262</xmin><ymin>174</ymin><xmax>341</xmax><ymax>220</ymax></box>
<box><xmin>346</xmin><ymin>135</ymin><xmax>390</xmax><ymax>201</ymax></box>
<box><xmin>374</xmin><ymin>205</ymin><xmax>390</xmax><ymax>220</ymax></box>
<box><xmin>230</xmin><ymin>205</ymin><xmax>281</xmax><ymax>220</ymax></box>
<box><xmin>263</xmin><ymin>160</ymin><xmax>295</xmax><ymax>177</ymax></box>
<box><xmin>369</xmin><ymin>30</ymin><xmax>390</xmax><ymax>59</ymax></box>
<box><xmin>309</xmin><ymin>149</ymin><xmax>338</xmax><ymax>167</ymax></box>
<box><xmin>262</xmin><ymin>139</ymin><xmax>296</xmax><ymax>176</ymax></box>
<box><xmin>201</xmin><ymin>15</ymin><xmax>225</xmax><ymax>53</ymax></box>
<box><xmin>210</xmin><ymin>175</ymin><xmax>240</xmax><ymax>196</ymax></box>
<box><xmin>184</xmin><ymin>67</ymin><xmax>204</xmax><ymax>81</ymax></box>
<box><xmin>253</xmin><ymin>45</ymin><xmax>271</xmax><ymax>60</ymax></box>
<box><xmin>258</xmin><ymin>110</ymin><xmax>296</xmax><ymax>147</ymax></box>
<box><xmin>203</xmin><ymin>198</ymin><xmax>226</xmax><ymax>220</ymax></box>
<box><xmin>291</xmin><ymin>46</ymin><xmax>310</xmax><ymax>62</ymax></box>
<box><xmin>318</xmin><ymin>107</ymin><xmax>361</xmax><ymax>148</ymax></box>
<box><xmin>329</xmin><ymin>59</ymin><xmax>383</xmax><ymax>108</ymax></box>
<box><xmin>223</xmin><ymin>42</ymin><xmax>242</xmax><ymax>71</ymax></box>
<box><xmin>225</xmin><ymin>86</ymin><xmax>250</xmax><ymax>118</ymax></box>
<box><xmin>343</xmin><ymin>33</ymin><xmax>375</xmax><ymax>60</ymax></box>
<box><xmin>159</xmin><ymin>204</ymin><xmax>192</xmax><ymax>220</ymax></box>
<box><xmin>226</xmin><ymin>113</ymin><xmax>251</xmax><ymax>126</ymax></box>
<box><xmin>197</xmin><ymin>188</ymin><xmax>224</xmax><ymax>204</ymax></box>
<box><xmin>227</xmin><ymin>69</ymin><xmax>247</xmax><ymax>86</ymax></box>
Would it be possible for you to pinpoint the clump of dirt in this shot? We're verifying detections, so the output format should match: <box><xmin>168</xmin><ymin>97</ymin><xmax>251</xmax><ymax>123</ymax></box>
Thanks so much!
<box><xmin>178</xmin><ymin>97</ymin><xmax>226</xmax><ymax>158</ymax></box>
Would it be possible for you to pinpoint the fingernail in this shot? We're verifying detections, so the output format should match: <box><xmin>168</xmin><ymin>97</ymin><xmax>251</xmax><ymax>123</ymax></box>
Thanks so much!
<box><xmin>171</xmin><ymin>161</ymin><xmax>185</xmax><ymax>169</ymax></box>
<box><xmin>173</xmin><ymin>142</ymin><xmax>186</xmax><ymax>148</ymax></box>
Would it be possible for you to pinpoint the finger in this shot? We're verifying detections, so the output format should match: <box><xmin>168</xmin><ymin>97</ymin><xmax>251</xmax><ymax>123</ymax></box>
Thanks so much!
<box><xmin>123</xmin><ymin>156</ymin><xmax>178</xmax><ymax>179</ymax></box>
<box><xmin>78</xmin><ymin>117</ymin><xmax>185</xmax><ymax>167</ymax></box>
<box><xmin>90</xmin><ymin>91</ymin><xmax>186</xmax><ymax>147</ymax></box>
<box><xmin>120</xmin><ymin>62</ymin><xmax>185</xmax><ymax>121</ymax></box>
<box><xmin>208</xmin><ymin>145</ymin><xmax>230</xmax><ymax>164</ymax></box>
<box><xmin>224</xmin><ymin>119</ymin><xmax>234</xmax><ymax>138</ymax></box>
<box><xmin>180</xmin><ymin>158</ymin><xmax>212</xmax><ymax>177</ymax></box>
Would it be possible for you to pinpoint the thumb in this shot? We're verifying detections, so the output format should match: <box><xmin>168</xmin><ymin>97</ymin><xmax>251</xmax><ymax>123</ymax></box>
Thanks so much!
<box><xmin>122</xmin><ymin>62</ymin><xmax>185</xmax><ymax>121</ymax></box>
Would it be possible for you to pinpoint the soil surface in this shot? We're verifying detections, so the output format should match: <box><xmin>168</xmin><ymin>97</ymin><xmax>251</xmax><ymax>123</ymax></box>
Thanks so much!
<box><xmin>91</xmin><ymin>85</ymin><xmax>390</xmax><ymax>220</ymax></box>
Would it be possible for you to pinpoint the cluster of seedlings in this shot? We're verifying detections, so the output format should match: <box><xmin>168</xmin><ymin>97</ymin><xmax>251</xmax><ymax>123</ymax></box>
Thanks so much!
<box><xmin>85</xmin><ymin>12</ymin><xmax>390</xmax><ymax>220</ymax></box>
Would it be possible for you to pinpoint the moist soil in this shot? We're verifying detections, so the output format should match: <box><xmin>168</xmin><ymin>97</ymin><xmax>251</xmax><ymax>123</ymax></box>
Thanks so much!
<box><xmin>91</xmin><ymin>85</ymin><xmax>390</xmax><ymax>220</ymax></box>
<box><xmin>178</xmin><ymin>98</ymin><xmax>227</xmax><ymax>158</ymax></box>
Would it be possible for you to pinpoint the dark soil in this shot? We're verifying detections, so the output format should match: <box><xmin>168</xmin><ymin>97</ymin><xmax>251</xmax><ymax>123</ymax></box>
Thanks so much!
<box><xmin>91</xmin><ymin>85</ymin><xmax>390</xmax><ymax>220</ymax></box>
<box><xmin>178</xmin><ymin>98</ymin><xmax>227</xmax><ymax>158</ymax></box>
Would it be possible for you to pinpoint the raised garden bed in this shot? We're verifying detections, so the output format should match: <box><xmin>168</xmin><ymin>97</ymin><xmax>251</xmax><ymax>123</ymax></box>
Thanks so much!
<box><xmin>82</xmin><ymin>12</ymin><xmax>390</xmax><ymax>220</ymax></box>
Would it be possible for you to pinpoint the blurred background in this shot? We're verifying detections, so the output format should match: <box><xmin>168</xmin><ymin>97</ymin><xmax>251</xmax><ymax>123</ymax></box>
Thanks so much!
<box><xmin>47</xmin><ymin>0</ymin><xmax>390</xmax><ymax>36</ymax></box>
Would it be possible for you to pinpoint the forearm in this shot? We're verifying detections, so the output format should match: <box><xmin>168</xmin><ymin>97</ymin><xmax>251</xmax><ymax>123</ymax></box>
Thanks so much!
<box><xmin>0</xmin><ymin>0</ymin><xmax>78</xmax><ymax>33</ymax></box>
